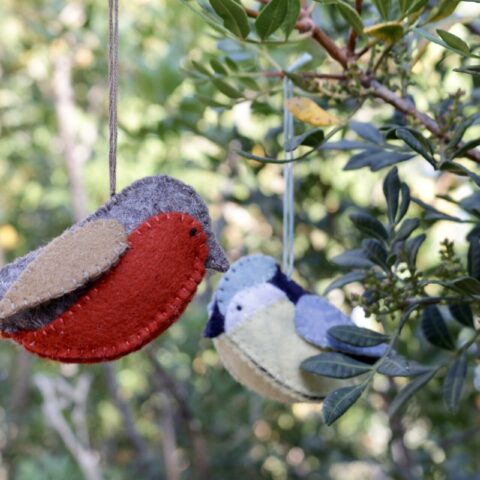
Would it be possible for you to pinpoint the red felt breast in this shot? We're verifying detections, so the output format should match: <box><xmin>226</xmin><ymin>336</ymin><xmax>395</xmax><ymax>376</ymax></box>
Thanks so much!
<box><xmin>9</xmin><ymin>212</ymin><xmax>208</xmax><ymax>363</ymax></box>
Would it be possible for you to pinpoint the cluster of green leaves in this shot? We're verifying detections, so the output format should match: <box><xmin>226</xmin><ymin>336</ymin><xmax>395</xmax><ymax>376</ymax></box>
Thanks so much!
<box><xmin>303</xmin><ymin>167</ymin><xmax>480</xmax><ymax>424</ymax></box>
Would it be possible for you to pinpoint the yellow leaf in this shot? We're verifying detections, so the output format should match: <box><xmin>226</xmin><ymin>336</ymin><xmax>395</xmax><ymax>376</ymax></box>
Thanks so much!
<box><xmin>364</xmin><ymin>22</ymin><xmax>404</xmax><ymax>43</ymax></box>
<box><xmin>251</xmin><ymin>144</ymin><xmax>266</xmax><ymax>157</ymax></box>
<box><xmin>285</xmin><ymin>97</ymin><xmax>340</xmax><ymax>127</ymax></box>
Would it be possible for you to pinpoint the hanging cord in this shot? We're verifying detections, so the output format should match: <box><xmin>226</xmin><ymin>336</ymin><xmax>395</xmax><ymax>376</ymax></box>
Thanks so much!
<box><xmin>108</xmin><ymin>0</ymin><xmax>119</xmax><ymax>197</ymax></box>
<box><xmin>283</xmin><ymin>77</ymin><xmax>295</xmax><ymax>279</ymax></box>
<box><xmin>282</xmin><ymin>54</ymin><xmax>313</xmax><ymax>279</ymax></box>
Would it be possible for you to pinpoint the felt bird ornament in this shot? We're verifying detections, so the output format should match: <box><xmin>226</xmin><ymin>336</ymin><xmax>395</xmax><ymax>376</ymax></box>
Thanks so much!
<box><xmin>0</xmin><ymin>176</ymin><xmax>229</xmax><ymax>363</ymax></box>
<box><xmin>205</xmin><ymin>254</ymin><xmax>385</xmax><ymax>403</ymax></box>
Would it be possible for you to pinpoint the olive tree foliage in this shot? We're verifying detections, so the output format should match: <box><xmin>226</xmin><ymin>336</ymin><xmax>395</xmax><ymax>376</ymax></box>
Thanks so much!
<box><xmin>185</xmin><ymin>0</ymin><xmax>480</xmax><ymax>424</ymax></box>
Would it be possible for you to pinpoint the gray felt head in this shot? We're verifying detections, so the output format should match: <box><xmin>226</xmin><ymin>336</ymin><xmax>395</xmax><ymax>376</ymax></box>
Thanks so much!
<box><xmin>90</xmin><ymin>175</ymin><xmax>229</xmax><ymax>272</ymax></box>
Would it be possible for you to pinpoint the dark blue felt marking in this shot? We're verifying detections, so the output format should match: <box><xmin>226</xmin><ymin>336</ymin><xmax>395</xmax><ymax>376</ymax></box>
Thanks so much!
<box><xmin>269</xmin><ymin>266</ymin><xmax>306</xmax><ymax>304</ymax></box>
<box><xmin>204</xmin><ymin>301</ymin><xmax>225</xmax><ymax>338</ymax></box>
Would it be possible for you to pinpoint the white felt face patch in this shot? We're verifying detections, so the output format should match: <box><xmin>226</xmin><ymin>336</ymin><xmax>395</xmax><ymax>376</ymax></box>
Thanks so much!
<box><xmin>215</xmin><ymin>254</ymin><xmax>277</xmax><ymax>315</ymax></box>
<box><xmin>224</xmin><ymin>283</ymin><xmax>287</xmax><ymax>334</ymax></box>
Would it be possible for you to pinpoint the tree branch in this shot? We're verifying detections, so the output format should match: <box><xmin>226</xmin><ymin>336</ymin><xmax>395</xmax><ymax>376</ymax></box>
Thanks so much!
<box><xmin>147</xmin><ymin>349</ymin><xmax>209</xmax><ymax>480</ymax></box>
<box><xmin>245</xmin><ymin>6</ymin><xmax>349</xmax><ymax>69</ymax></box>
<box><xmin>52</xmin><ymin>44</ymin><xmax>89</xmax><ymax>221</ymax></box>
<box><xmin>103</xmin><ymin>364</ymin><xmax>150</xmax><ymax>456</ymax></box>
<box><xmin>35</xmin><ymin>374</ymin><xmax>103</xmax><ymax>480</ymax></box>
<box><xmin>347</xmin><ymin>0</ymin><xmax>363</xmax><ymax>55</ymax></box>
<box><xmin>244</xmin><ymin>3</ymin><xmax>480</xmax><ymax>163</ymax></box>
<box><xmin>366</xmin><ymin>79</ymin><xmax>480</xmax><ymax>163</ymax></box>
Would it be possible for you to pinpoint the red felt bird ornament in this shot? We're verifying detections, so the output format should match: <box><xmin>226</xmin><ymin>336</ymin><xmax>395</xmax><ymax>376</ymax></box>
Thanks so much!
<box><xmin>0</xmin><ymin>176</ymin><xmax>229</xmax><ymax>363</ymax></box>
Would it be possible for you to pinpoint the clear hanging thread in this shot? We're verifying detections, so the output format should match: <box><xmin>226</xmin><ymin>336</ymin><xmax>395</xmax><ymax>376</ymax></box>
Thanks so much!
<box><xmin>283</xmin><ymin>77</ymin><xmax>295</xmax><ymax>279</ymax></box>
<box><xmin>282</xmin><ymin>54</ymin><xmax>312</xmax><ymax>280</ymax></box>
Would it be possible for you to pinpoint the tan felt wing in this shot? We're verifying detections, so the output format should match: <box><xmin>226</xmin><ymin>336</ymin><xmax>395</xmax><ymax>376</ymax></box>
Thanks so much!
<box><xmin>0</xmin><ymin>219</ymin><xmax>128</xmax><ymax>319</ymax></box>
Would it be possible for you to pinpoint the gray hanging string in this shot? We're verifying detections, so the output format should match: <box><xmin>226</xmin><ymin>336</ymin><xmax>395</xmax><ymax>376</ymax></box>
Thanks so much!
<box><xmin>282</xmin><ymin>54</ymin><xmax>312</xmax><ymax>279</ymax></box>
<box><xmin>108</xmin><ymin>0</ymin><xmax>119</xmax><ymax>198</ymax></box>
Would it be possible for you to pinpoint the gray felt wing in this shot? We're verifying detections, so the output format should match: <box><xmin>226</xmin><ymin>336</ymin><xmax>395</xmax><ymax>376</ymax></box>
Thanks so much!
<box><xmin>295</xmin><ymin>294</ymin><xmax>387</xmax><ymax>358</ymax></box>
<box><xmin>0</xmin><ymin>219</ymin><xmax>128</xmax><ymax>321</ymax></box>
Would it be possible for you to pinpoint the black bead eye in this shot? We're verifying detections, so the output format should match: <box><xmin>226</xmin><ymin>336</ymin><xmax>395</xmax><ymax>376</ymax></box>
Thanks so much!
<box><xmin>236</xmin><ymin>305</ymin><xmax>242</xmax><ymax>311</ymax></box>
<box><xmin>190</xmin><ymin>228</ymin><xmax>198</xmax><ymax>237</ymax></box>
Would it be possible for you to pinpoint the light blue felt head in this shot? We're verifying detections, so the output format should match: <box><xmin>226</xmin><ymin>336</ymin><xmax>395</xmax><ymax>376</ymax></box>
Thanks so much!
<box><xmin>214</xmin><ymin>254</ymin><xmax>278</xmax><ymax>315</ymax></box>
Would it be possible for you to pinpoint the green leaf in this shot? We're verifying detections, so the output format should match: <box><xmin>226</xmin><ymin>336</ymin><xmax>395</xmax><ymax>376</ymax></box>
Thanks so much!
<box><xmin>191</xmin><ymin>60</ymin><xmax>212</xmax><ymax>76</ymax></box>
<box><xmin>209</xmin><ymin>0</ymin><xmax>250</xmax><ymax>39</ymax></box>
<box><xmin>281</xmin><ymin>0</ymin><xmax>301</xmax><ymax>38</ymax></box>
<box><xmin>449</xmin><ymin>276</ymin><xmax>480</xmax><ymax>295</ymax></box>
<box><xmin>449</xmin><ymin>304</ymin><xmax>474</xmax><ymax>328</ymax></box>
<box><xmin>285</xmin><ymin>129</ymin><xmax>325</xmax><ymax>152</ymax></box>
<box><xmin>406</xmin><ymin>0</ymin><xmax>429</xmax><ymax>15</ymax></box>
<box><xmin>469</xmin><ymin>233</ymin><xmax>480</xmax><ymax>280</ymax></box>
<box><xmin>454</xmin><ymin>64</ymin><xmax>480</xmax><ymax>77</ymax></box>
<box><xmin>349</xmin><ymin>212</ymin><xmax>388</xmax><ymax>241</ymax></box>
<box><xmin>328</xmin><ymin>325</ymin><xmax>390</xmax><ymax>347</ymax></box>
<box><xmin>396</xmin><ymin>128</ymin><xmax>436</xmax><ymax>166</ymax></box>
<box><xmin>384</xmin><ymin>167</ymin><xmax>401</xmax><ymax>224</ymax></box>
<box><xmin>331</xmin><ymin>249</ymin><xmax>374</xmax><ymax>269</ymax></box>
<box><xmin>255</xmin><ymin>0</ymin><xmax>289</xmax><ymax>40</ymax></box>
<box><xmin>377</xmin><ymin>353</ymin><xmax>432</xmax><ymax>377</ymax></box>
<box><xmin>323</xmin><ymin>383</ymin><xmax>367</xmax><ymax>425</ymax></box>
<box><xmin>211</xmin><ymin>77</ymin><xmax>243</xmax><ymax>98</ymax></box>
<box><xmin>210</xmin><ymin>59</ymin><xmax>228</xmax><ymax>75</ymax></box>
<box><xmin>426</xmin><ymin>0</ymin><xmax>461</xmax><ymax>23</ymax></box>
<box><xmin>399</xmin><ymin>0</ymin><xmax>409</xmax><ymax>14</ymax></box>
<box><xmin>364</xmin><ymin>22</ymin><xmax>404</xmax><ymax>43</ymax></box>
<box><xmin>324</xmin><ymin>271</ymin><xmax>366</xmax><ymax>294</ymax></box>
<box><xmin>372</xmin><ymin>0</ymin><xmax>391</xmax><ymax>19</ymax></box>
<box><xmin>437</xmin><ymin>29</ymin><xmax>470</xmax><ymax>56</ymax></box>
<box><xmin>394</xmin><ymin>218</ymin><xmax>420</xmax><ymax>242</ymax></box>
<box><xmin>443</xmin><ymin>353</ymin><xmax>468</xmax><ymax>414</ymax></box>
<box><xmin>301</xmin><ymin>353</ymin><xmax>372</xmax><ymax>379</ymax></box>
<box><xmin>421</xmin><ymin>305</ymin><xmax>455</xmax><ymax>350</ymax></box>
<box><xmin>337</xmin><ymin>1</ymin><xmax>365</xmax><ymax>36</ymax></box>
<box><xmin>405</xmin><ymin>234</ymin><xmax>426</xmax><ymax>268</ymax></box>
<box><xmin>362</xmin><ymin>238</ymin><xmax>388</xmax><ymax>270</ymax></box>
<box><xmin>397</xmin><ymin>183</ymin><xmax>411</xmax><ymax>222</ymax></box>
<box><xmin>412</xmin><ymin>197</ymin><xmax>464</xmax><ymax>223</ymax></box>
<box><xmin>453</xmin><ymin>137</ymin><xmax>480</xmax><ymax>159</ymax></box>
<box><xmin>448</xmin><ymin>115</ymin><xmax>479</xmax><ymax>149</ymax></box>
<box><xmin>389</xmin><ymin>369</ymin><xmax>437</xmax><ymax>417</ymax></box>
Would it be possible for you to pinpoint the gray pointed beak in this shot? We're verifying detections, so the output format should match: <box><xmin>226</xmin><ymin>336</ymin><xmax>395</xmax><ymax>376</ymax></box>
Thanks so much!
<box><xmin>206</xmin><ymin>238</ymin><xmax>230</xmax><ymax>272</ymax></box>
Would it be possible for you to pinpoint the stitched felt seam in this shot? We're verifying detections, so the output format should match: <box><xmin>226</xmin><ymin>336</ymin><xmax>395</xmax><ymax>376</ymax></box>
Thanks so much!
<box><xmin>215</xmin><ymin>336</ymin><xmax>321</xmax><ymax>403</ymax></box>
<box><xmin>0</xmin><ymin>175</ymin><xmax>228</xmax><ymax>334</ymax></box>
<box><xmin>10</xmin><ymin>212</ymin><xmax>207</xmax><ymax>363</ymax></box>
<box><xmin>0</xmin><ymin>219</ymin><xmax>128</xmax><ymax>321</ymax></box>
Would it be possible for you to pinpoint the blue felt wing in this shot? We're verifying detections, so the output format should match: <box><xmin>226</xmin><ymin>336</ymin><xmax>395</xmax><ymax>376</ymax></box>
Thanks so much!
<box><xmin>295</xmin><ymin>294</ymin><xmax>386</xmax><ymax>358</ymax></box>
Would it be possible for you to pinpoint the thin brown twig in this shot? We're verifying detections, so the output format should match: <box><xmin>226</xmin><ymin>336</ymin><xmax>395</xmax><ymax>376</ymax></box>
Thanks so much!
<box><xmin>366</xmin><ymin>79</ymin><xmax>480</xmax><ymax>163</ymax></box>
<box><xmin>263</xmin><ymin>70</ymin><xmax>346</xmax><ymax>80</ymax></box>
<box><xmin>245</xmin><ymin>6</ymin><xmax>349</xmax><ymax>69</ymax></box>
<box><xmin>347</xmin><ymin>0</ymin><xmax>363</xmax><ymax>55</ymax></box>
<box><xmin>244</xmin><ymin>4</ymin><xmax>480</xmax><ymax>162</ymax></box>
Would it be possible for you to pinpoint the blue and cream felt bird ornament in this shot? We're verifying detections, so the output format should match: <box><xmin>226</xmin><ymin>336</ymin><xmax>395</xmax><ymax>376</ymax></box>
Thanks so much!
<box><xmin>205</xmin><ymin>254</ymin><xmax>385</xmax><ymax>402</ymax></box>
<box><xmin>0</xmin><ymin>175</ymin><xmax>228</xmax><ymax>363</ymax></box>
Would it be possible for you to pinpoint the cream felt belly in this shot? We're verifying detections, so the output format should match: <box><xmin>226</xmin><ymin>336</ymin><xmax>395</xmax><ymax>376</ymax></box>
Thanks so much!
<box><xmin>214</xmin><ymin>336</ymin><xmax>302</xmax><ymax>403</ymax></box>
<box><xmin>225</xmin><ymin>299</ymin><xmax>350</xmax><ymax>400</ymax></box>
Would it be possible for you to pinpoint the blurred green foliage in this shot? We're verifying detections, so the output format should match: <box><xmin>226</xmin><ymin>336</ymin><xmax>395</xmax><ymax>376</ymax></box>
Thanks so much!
<box><xmin>1</xmin><ymin>0</ymin><xmax>480</xmax><ymax>479</ymax></box>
